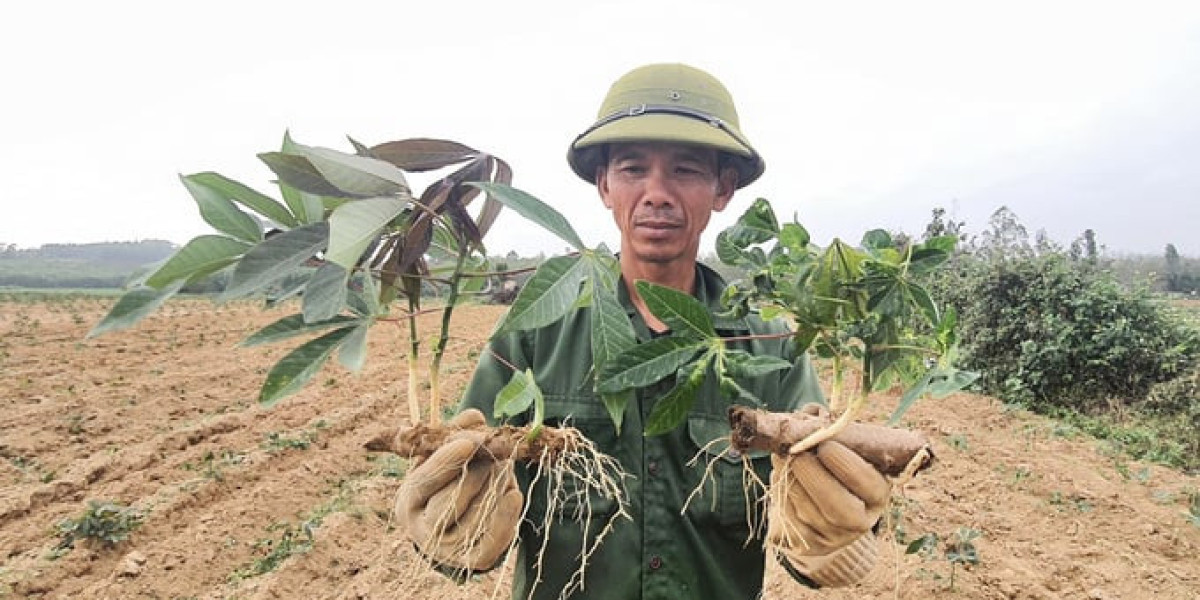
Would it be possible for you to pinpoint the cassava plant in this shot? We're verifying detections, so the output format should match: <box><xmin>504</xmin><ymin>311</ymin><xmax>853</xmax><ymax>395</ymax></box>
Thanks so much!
<box><xmin>87</xmin><ymin>135</ymin><xmax>631</xmax><ymax>596</ymax></box>
<box><xmin>89</xmin><ymin>132</ymin><xmax>512</xmax><ymax>425</ymax></box>
<box><xmin>593</xmin><ymin>198</ymin><xmax>978</xmax><ymax>473</ymax></box>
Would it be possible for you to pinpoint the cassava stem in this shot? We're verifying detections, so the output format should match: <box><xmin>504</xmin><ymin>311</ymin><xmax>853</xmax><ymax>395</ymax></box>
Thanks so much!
<box><xmin>406</xmin><ymin>303</ymin><xmax>422</xmax><ymax>426</ymax></box>
<box><xmin>727</xmin><ymin>406</ymin><xmax>934</xmax><ymax>476</ymax></box>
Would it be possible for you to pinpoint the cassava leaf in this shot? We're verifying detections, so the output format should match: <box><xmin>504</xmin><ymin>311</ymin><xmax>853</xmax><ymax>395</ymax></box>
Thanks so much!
<box><xmin>87</xmin><ymin>280</ymin><xmax>186</xmax><ymax>338</ymax></box>
<box><xmin>369</xmin><ymin>138</ymin><xmax>478</xmax><ymax>172</ymax></box>
<box><xmin>590</xmin><ymin>257</ymin><xmax>637</xmax><ymax>433</ymax></box>
<box><xmin>474</xmin><ymin>158</ymin><xmax>511</xmax><ymax>238</ymax></box>
<box><xmin>494</xmin><ymin>254</ymin><xmax>589</xmax><ymax>335</ymax></box>
<box><xmin>468</xmin><ymin>182</ymin><xmax>586</xmax><ymax>251</ymax></box>
<box><xmin>278</xmin><ymin>132</ymin><xmax>332</xmax><ymax>223</ymax></box>
<box><xmin>180</xmin><ymin>174</ymin><xmax>264</xmax><ymax>244</ymax></box>
<box><xmin>495</xmin><ymin>368</ymin><xmax>543</xmax><ymax>419</ymax></box>
<box><xmin>259</xmin><ymin>325</ymin><xmax>358</xmax><ymax>406</ymax></box>
<box><xmin>326</xmin><ymin>196</ymin><xmax>406</xmax><ymax>269</ymax></box>
<box><xmin>258</xmin><ymin>151</ymin><xmax>351</xmax><ymax>198</ymax></box>
<box><xmin>644</xmin><ymin>359</ymin><xmax>708</xmax><ymax>436</ymax></box>
<box><xmin>723</xmin><ymin>351</ymin><xmax>792</xmax><ymax>378</ymax></box>
<box><xmin>635</xmin><ymin>280</ymin><xmax>715</xmax><ymax>339</ymax></box>
<box><xmin>240</xmin><ymin>314</ymin><xmax>360</xmax><ymax>347</ymax></box>
<box><xmin>302</xmin><ymin>262</ymin><xmax>349</xmax><ymax>323</ymax></box>
<box><xmin>220</xmin><ymin>222</ymin><xmax>329</xmax><ymax>300</ymax></box>
<box><xmin>293</xmin><ymin>143</ymin><xmax>410</xmax><ymax>197</ymax></box>
<box><xmin>336</xmin><ymin>320</ymin><xmax>372</xmax><ymax>372</ymax></box>
<box><xmin>598</xmin><ymin>337</ymin><xmax>706</xmax><ymax>393</ymax></box>
<box><xmin>184</xmin><ymin>172</ymin><xmax>297</xmax><ymax>228</ymax></box>
<box><xmin>144</xmin><ymin>235</ymin><xmax>250</xmax><ymax>289</ymax></box>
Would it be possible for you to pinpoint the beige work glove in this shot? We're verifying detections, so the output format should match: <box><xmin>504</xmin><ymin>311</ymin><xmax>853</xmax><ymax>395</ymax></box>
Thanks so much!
<box><xmin>767</xmin><ymin>436</ymin><xmax>891</xmax><ymax>588</ymax></box>
<box><xmin>397</xmin><ymin>409</ymin><xmax>523</xmax><ymax>574</ymax></box>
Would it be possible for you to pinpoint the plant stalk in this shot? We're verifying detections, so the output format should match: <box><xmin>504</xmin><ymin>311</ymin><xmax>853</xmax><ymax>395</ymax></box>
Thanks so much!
<box><xmin>406</xmin><ymin>298</ymin><xmax>422</xmax><ymax>426</ymax></box>
<box><xmin>427</xmin><ymin>230</ymin><xmax>474</xmax><ymax>426</ymax></box>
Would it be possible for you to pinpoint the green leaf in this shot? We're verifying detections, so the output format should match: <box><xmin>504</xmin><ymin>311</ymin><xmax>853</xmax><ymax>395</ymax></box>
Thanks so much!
<box><xmin>185</xmin><ymin>172</ymin><xmax>296</xmax><ymax>228</ymax></box>
<box><xmin>220</xmin><ymin>222</ymin><xmax>329</xmax><ymax>300</ymax></box>
<box><xmin>861</xmin><ymin>229</ymin><xmax>893</xmax><ymax>251</ymax></box>
<box><xmin>293</xmin><ymin>143</ymin><xmax>410</xmax><ymax>197</ymax></box>
<box><xmin>589</xmin><ymin>259</ymin><xmax>637</xmax><ymax>433</ymax></box>
<box><xmin>181</xmin><ymin>175</ymin><xmax>264</xmax><ymax>244</ymax></box>
<box><xmin>495</xmin><ymin>368</ymin><xmax>543</xmax><ymax>419</ymax></box>
<box><xmin>326</xmin><ymin>196</ymin><xmax>406</xmax><ymax>268</ymax></box>
<box><xmin>144</xmin><ymin>235</ymin><xmax>250</xmax><ymax>289</ymax></box>
<box><xmin>87</xmin><ymin>280</ymin><xmax>185</xmax><ymax>338</ymax></box>
<box><xmin>723</xmin><ymin>351</ymin><xmax>792</xmax><ymax>378</ymax></box>
<box><xmin>597</xmin><ymin>337</ymin><xmax>706</xmax><ymax>393</ymax></box>
<box><xmin>936</xmin><ymin>306</ymin><xmax>959</xmax><ymax>350</ymax></box>
<box><xmin>905</xmin><ymin>533</ymin><xmax>939</xmax><ymax>555</ymax></box>
<box><xmin>635</xmin><ymin>280</ymin><xmax>715</xmax><ymax>339</ymax></box>
<box><xmin>258</xmin><ymin>325</ymin><xmax>358</xmax><ymax>406</ymax></box>
<box><xmin>590</xmin><ymin>267</ymin><xmax>637</xmax><ymax>370</ymax></box>
<box><xmin>778</xmin><ymin>222</ymin><xmax>811</xmax><ymax>254</ymax></box>
<box><xmin>302</xmin><ymin>262</ymin><xmax>349</xmax><ymax>323</ymax></box>
<box><xmin>644</xmin><ymin>359</ymin><xmax>708</xmax><ymax>436</ymax></box>
<box><xmin>887</xmin><ymin>367</ymin><xmax>979</xmax><ymax>425</ymax></box>
<box><xmin>494</xmin><ymin>254</ymin><xmax>589</xmax><ymax>335</ymax></box>
<box><xmin>240</xmin><ymin>314</ymin><xmax>359</xmax><ymax>347</ymax></box>
<box><xmin>336</xmin><ymin>320</ymin><xmax>372</xmax><ymax>372</ymax></box>
<box><xmin>759</xmin><ymin>305</ymin><xmax>786</xmax><ymax>322</ymax></box>
<box><xmin>865</xmin><ymin>277</ymin><xmax>907</xmax><ymax>318</ymax></box>
<box><xmin>258</xmin><ymin>151</ymin><xmax>351</xmax><ymax>198</ymax></box>
<box><xmin>468</xmin><ymin>182</ymin><xmax>586</xmax><ymax>251</ymax></box>
<box><xmin>921</xmin><ymin>234</ymin><xmax>958</xmax><ymax>254</ymax></box>
<box><xmin>928</xmin><ymin>368</ymin><xmax>980</xmax><ymax>398</ymax></box>
<box><xmin>729</xmin><ymin>198</ymin><xmax>779</xmax><ymax>244</ymax></box>
<box><xmin>278</xmin><ymin>132</ymin><xmax>331</xmax><ymax>223</ymax></box>
<box><xmin>888</xmin><ymin>369</ymin><xmax>934</xmax><ymax>426</ymax></box>
<box><xmin>908</xmin><ymin>282</ymin><xmax>939</xmax><ymax>325</ymax></box>
<box><xmin>347</xmin><ymin>270</ymin><xmax>382</xmax><ymax>317</ymax></box>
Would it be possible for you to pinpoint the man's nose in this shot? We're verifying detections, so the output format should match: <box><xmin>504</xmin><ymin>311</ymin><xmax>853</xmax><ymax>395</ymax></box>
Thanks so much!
<box><xmin>640</xmin><ymin>168</ymin><xmax>676</xmax><ymax>208</ymax></box>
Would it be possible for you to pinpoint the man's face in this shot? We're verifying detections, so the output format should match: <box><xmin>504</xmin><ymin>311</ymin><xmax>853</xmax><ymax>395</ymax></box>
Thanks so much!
<box><xmin>596</xmin><ymin>142</ymin><xmax>737</xmax><ymax>266</ymax></box>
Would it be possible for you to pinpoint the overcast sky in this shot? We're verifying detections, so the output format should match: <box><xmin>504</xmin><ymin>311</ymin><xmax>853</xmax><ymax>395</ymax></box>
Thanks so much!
<box><xmin>3</xmin><ymin>1</ymin><xmax>1198</xmax><ymax>257</ymax></box>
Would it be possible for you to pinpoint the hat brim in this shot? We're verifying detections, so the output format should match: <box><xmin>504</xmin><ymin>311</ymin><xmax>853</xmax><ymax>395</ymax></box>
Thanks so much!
<box><xmin>567</xmin><ymin>114</ymin><xmax>764</xmax><ymax>188</ymax></box>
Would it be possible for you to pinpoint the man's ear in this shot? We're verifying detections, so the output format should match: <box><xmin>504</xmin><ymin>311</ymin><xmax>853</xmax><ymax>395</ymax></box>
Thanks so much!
<box><xmin>595</xmin><ymin>166</ymin><xmax>614</xmax><ymax>209</ymax></box>
<box><xmin>712</xmin><ymin>166</ymin><xmax>738</xmax><ymax>212</ymax></box>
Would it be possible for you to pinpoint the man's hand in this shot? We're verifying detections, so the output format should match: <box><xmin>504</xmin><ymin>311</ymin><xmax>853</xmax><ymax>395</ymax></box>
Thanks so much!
<box><xmin>768</xmin><ymin>436</ymin><xmax>891</xmax><ymax>588</ymax></box>
<box><xmin>397</xmin><ymin>409</ymin><xmax>523</xmax><ymax>573</ymax></box>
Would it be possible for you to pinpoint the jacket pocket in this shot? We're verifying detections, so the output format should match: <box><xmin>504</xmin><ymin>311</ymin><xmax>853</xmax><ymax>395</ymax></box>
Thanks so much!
<box><xmin>686</xmin><ymin>414</ymin><xmax>770</xmax><ymax>528</ymax></box>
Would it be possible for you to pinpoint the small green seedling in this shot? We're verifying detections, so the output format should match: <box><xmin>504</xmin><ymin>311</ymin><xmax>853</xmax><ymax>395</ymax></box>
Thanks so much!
<box><xmin>905</xmin><ymin>526</ymin><xmax>981</xmax><ymax>591</ymax></box>
<box><xmin>55</xmin><ymin>500</ymin><xmax>144</xmax><ymax>551</ymax></box>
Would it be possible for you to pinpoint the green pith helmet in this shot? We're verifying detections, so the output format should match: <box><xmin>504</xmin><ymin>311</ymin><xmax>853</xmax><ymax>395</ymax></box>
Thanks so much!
<box><xmin>567</xmin><ymin>63</ymin><xmax>765</xmax><ymax>188</ymax></box>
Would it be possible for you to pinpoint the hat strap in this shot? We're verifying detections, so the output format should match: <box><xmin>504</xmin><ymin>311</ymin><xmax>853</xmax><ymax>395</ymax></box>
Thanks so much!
<box><xmin>572</xmin><ymin>104</ymin><xmax>759</xmax><ymax>159</ymax></box>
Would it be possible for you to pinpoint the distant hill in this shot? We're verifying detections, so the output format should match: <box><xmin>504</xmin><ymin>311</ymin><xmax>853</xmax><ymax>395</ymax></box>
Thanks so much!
<box><xmin>0</xmin><ymin>240</ymin><xmax>176</xmax><ymax>289</ymax></box>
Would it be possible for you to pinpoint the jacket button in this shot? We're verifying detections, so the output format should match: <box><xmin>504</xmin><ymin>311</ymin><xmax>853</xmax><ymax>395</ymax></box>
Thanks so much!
<box><xmin>649</xmin><ymin>555</ymin><xmax>663</xmax><ymax>570</ymax></box>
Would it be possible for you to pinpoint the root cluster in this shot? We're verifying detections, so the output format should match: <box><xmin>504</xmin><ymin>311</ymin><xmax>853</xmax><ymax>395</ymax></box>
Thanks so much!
<box><xmin>369</xmin><ymin>422</ymin><xmax>630</xmax><ymax>600</ymax></box>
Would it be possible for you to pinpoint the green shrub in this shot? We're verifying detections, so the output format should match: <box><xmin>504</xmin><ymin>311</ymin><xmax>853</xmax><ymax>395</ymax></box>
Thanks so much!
<box><xmin>1142</xmin><ymin>363</ymin><xmax>1200</xmax><ymax>472</ymax></box>
<box><xmin>933</xmin><ymin>252</ymin><xmax>1197</xmax><ymax>411</ymax></box>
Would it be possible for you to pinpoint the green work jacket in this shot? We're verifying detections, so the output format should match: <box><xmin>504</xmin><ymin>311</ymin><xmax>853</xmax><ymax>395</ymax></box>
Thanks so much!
<box><xmin>460</xmin><ymin>263</ymin><xmax>824</xmax><ymax>600</ymax></box>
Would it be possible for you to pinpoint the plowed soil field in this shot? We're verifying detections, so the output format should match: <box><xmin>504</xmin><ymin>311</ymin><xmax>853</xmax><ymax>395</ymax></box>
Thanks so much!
<box><xmin>1</xmin><ymin>295</ymin><xmax>1197</xmax><ymax>599</ymax></box>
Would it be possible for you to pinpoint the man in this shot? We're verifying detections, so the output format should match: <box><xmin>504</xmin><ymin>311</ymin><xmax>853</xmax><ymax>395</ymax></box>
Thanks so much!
<box><xmin>399</xmin><ymin>63</ymin><xmax>890</xmax><ymax>599</ymax></box>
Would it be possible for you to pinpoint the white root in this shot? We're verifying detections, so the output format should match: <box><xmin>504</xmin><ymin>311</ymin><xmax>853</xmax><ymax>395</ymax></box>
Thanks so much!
<box><xmin>525</xmin><ymin>427</ymin><xmax>631</xmax><ymax>600</ymax></box>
